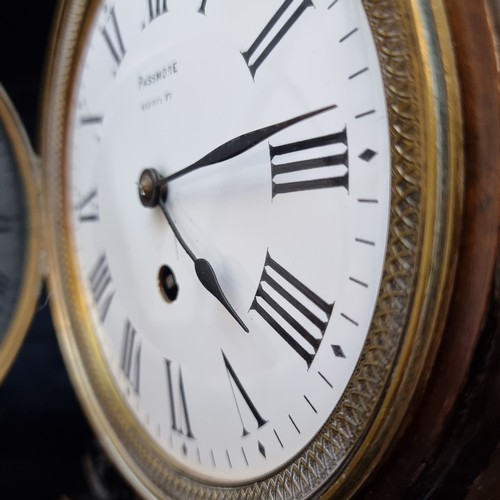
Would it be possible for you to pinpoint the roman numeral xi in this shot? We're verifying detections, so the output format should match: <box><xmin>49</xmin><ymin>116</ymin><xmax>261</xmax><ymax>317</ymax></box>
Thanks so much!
<box><xmin>251</xmin><ymin>252</ymin><xmax>334</xmax><ymax>368</ymax></box>
<box><xmin>102</xmin><ymin>7</ymin><xmax>126</xmax><ymax>67</ymax></box>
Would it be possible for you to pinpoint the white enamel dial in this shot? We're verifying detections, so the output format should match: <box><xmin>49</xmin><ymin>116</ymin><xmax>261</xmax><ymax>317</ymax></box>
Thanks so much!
<box><xmin>68</xmin><ymin>0</ymin><xmax>390</xmax><ymax>483</ymax></box>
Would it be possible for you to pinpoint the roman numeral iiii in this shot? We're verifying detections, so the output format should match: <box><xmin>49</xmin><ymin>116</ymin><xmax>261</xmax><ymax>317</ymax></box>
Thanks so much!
<box><xmin>251</xmin><ymin>252</ymin><xmax>334</xmax><ymax>368</ymax></box>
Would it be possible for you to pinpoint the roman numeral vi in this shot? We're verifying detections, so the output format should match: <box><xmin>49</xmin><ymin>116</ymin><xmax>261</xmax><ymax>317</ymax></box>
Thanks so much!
<box><xmin>165</xmin><ymin>359</ymin><xmax>195</xmax><ymax>438</ymax></box>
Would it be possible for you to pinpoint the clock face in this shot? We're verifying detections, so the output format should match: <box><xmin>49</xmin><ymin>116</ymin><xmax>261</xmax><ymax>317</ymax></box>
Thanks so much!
<box><xmin>67</xmin><ymin>0</ymin><xmax>390</xmax><ymax>483</ymax></box>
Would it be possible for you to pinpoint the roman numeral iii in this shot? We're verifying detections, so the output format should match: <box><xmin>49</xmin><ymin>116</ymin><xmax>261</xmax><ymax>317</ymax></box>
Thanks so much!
<box><xmin>251</xmin><ymin>252</ymin><xmax>334</xmax><ymax>367</ymax></box>
<box><xmin>242</xmin><ymin>0</ymin><xmax>313</xmax><ymax>77</ymax></box>
<box><xmin>270</xmin><ymin>127</ymin><xmax>349</xmax><ymax>197</ymax></box>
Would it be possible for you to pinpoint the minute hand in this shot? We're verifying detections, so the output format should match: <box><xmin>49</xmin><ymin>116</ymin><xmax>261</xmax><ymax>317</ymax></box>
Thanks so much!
<box><xmin>164</xmin><ymin>104</ymin><xmax>337</xmax><ymax>183</ymax></box>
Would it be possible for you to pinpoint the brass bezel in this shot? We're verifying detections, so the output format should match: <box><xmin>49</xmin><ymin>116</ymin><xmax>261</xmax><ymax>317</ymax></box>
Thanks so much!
<box><xmin>0</xmin><ymin>86</ymin><xmax>42</xmax><ymax>384</ymax></box>
<box><xmin>42</xmin><ymin>0</ymin><xmax>462</xmax><ymax>498</ymax></box>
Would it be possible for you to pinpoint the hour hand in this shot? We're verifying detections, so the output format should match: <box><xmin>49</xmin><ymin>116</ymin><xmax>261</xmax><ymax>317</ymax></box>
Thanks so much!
<box><xmin>139</xmin><ymin>169</ymin><xmax>249</xmax><ymax>333</ymax></box>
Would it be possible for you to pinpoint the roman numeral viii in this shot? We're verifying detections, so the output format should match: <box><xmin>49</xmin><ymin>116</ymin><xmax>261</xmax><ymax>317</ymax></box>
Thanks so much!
<box><xmin>89</xmin><ymin>253</ymin><xmax>115</xmax><ymax>322</ymax></box>
<box><xmin>251</xmin><ymin>252</ymin><xmax>334</xmax><ymax>368</ymax></box>
<box><xmin>242</xmin><ymin>0</ymin><xmax>313</xmax><ymax>77</ymax></box>
<box><xmin>121</xmin><ymin>320</ymin><xmax>141</xmax><ymax>394</ymax></box>
<box><xmin>270</xmin><ymin>127</ymin><xmax>349</xmax><ymax>197</ymax></box>
<box><xmin>146</xmin><ymin>0</ymin><xmax>167</xmax><ymax>24</ymax></box>
<box><xmin>165</xmin><ymin>359</ymin><xmax>195</xmax><ymax>438</ymax></box>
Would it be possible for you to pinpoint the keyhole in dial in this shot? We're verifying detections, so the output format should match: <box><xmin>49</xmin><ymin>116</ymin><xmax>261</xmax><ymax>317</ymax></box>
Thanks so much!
<box><xmin>158</xmin><ymin>265</ymin><xmax>179</xmax><ymax>303</ymax></box>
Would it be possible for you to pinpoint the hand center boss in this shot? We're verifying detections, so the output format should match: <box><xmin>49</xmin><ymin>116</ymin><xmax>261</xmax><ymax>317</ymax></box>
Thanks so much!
<box><xmin>138</xmin><ymin>104</ymin><xmax>336</xmax><ymax>332</ymax></box>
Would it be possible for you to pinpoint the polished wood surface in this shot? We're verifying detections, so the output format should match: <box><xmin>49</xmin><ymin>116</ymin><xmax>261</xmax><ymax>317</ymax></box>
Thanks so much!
<box><xmin>359</xmin><ymin>1</ymin><xmax>500</xmax><ymax>497</ymax></box>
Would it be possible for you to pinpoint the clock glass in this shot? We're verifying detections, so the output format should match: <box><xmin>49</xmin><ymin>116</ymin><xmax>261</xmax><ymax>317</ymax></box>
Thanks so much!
<box><xmin>67</xmin><ymin>0</ymin><xmax>390</xmax><ymax>483</ymax></box>
<box><xmin>0</xmin><ymin>86</ymin><xmax>40</xmax><ymax>384</ymax></box>
<box><xmin>0</xmin><ymin>120</ymin><xmax>28</xmax><ymax>341</ymax></box>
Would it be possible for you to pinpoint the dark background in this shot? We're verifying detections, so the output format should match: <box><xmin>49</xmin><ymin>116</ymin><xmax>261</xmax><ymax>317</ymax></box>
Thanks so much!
<box><xmin>0</xmin><ymin>2</ymin><xmax>120</xmax><ymax>498</ymax></box>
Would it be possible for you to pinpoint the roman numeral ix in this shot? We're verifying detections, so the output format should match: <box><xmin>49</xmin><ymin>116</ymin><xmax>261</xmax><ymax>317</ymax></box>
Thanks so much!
<box><xmin>251</xmin><ymin>252</ymin><xmax>334</xmax><ymax>368</ymax></box>
<box><xmin>270</xmin><ymin>127</ymin><xmax>349</xmax><ymax>197</ymax></box>
<box><xmin>77</xmin><ymin>189</ymin><xmax>99</xmax><ymax>223</ymax></box>
<box><xmin>242</xmin><ymin>0</ymin><xmax>313</xmax><ymax>77</ymax></box>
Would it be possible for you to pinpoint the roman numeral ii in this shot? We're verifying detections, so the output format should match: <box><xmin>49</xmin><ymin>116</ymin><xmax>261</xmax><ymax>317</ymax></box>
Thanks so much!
<box><xmin>242</xmin><ymin>0</ymin><xmax>313</xmax><ymax>77</ymax></box>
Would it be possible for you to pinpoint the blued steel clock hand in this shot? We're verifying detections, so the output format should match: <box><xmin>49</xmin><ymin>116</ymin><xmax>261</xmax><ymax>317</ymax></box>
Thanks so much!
<box><xmin>139</xmin><ymin>168</ymin><xmax>249</xmax><ymax>333</ymax></box>
<box><xmin>163</xmin><ymin>104</ymin><xmax>337</xmax><ymax>183</ymax></box>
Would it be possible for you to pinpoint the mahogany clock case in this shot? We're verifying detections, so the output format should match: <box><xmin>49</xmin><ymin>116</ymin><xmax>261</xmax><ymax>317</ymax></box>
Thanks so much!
<box><xmin>0</xmin><ymin>0</ymin><xmax>499</xmax><ymax>499</ymax></box>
